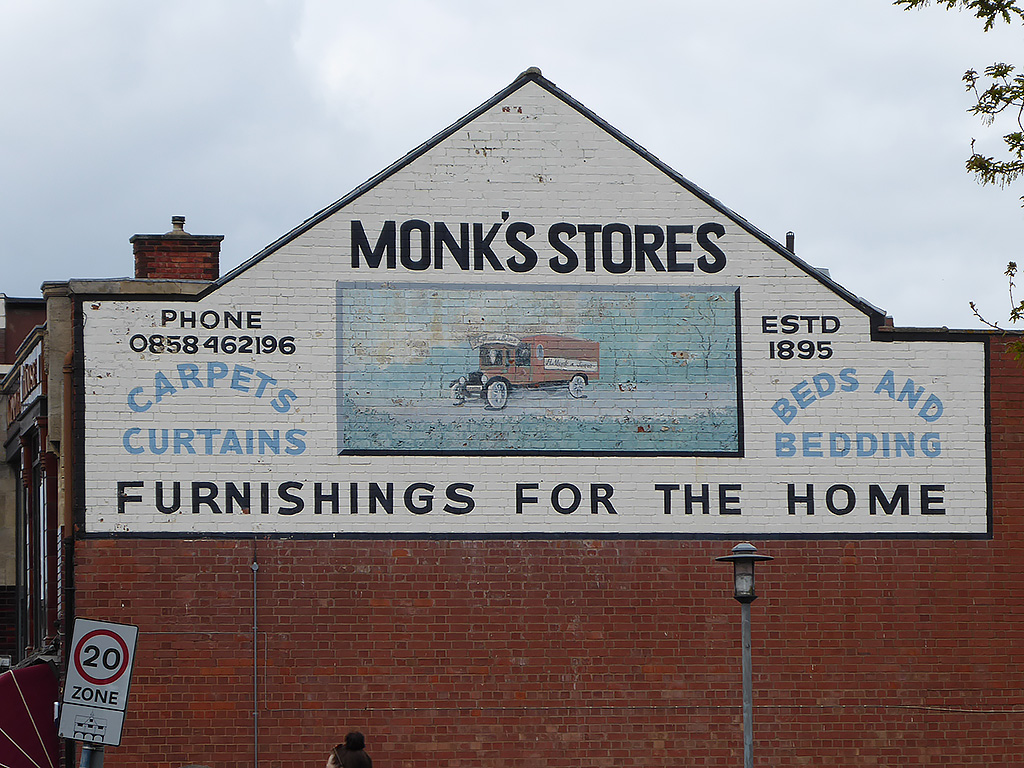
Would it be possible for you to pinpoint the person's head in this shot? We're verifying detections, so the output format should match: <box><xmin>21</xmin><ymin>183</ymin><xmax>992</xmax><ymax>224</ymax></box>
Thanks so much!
<box><xmin>344</xmin><ymin>732</ymin><xmax>366</xmax><ymax>751</ymax></box>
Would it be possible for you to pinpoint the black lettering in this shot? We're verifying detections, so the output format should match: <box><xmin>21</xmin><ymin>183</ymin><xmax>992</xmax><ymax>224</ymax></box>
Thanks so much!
<box><xmin>655</xmin><ymin>483</ymin><xmax>679</xmax><ymax>514</ymax></box>
<box><xmin>921</xmin><ymin>484</ymin><xmax>946</xmax><ymax>515</ymax></box>
<box><xmin>369</xmin><ymin>483</ymin><xmax>394</xmax><ymax>514</ymax></box>
<box><xmin>277</xmin><ymin>482</ymin><xmax>304</xmax><ymax>515</ymax></box>
<box><xmin>444</xmin><ymin>482</ymin><xmax>475</xmax><ymax>514</ymax></box>
<box><xmin>869</xmin><ymin>485</ymin><xmax>909</xmax><ymax>515</ymax></box>
<box><xmin>399</xmin><ymin>219</ymin><xmax>432</xmax><ymax>270</ymax></box>
<box><xmin>719</xmin><ymin>484</ymin><xmax>742</xmax><ymax>515</ymax></box>
<box><xmin>696</xmin><ymin>222</ymin><xmax>726</xmax><ymax>273</ymax></box>
<box><xmin>351</xmin><ymin>220</ymin><xmax>397</xmax><ymax>269</ymax></box>
<box><xmin>473</xmin><ymin>222</ymin><xmax>505</xmax><ymax>271</ymax></box>
<box><xmin>434</xmin><ymin>222</ymin><xmax>471</xmax><ymax>270</ymax></box>
<box><xmin>579</xmin><ymin>224</ymin><xmax>601</xmax><ymax>271</ymax></box>
<box><xmin>155</xmin><ymin>481</ymin><xmax>181</xmax><ymax>514</ymax></box>
<box><xmin>224</xmin><ymin>482</ymin><xmax>251</xmax><ymax>514</ymax></box>
<box><xmin>548</xmin><ymin>223</ymin><xmax>578</xmax><ymax>273</ymax></box>
<box><xmin>590</xmin><ymin>483</ymin><xmax>616</xmax><ymax>514</ymax></box>
<box><xmin>117</xmin><ymin>481</ymin><xmax>144</xmax><ymax>513</ymax></box>
<box><xmin>505</xmin><ymin>222</ymin><xmax>537</xmax><ymax>272</ymax></box>
<box><xmin>405</xmin><ymin>483</ymin><xmax>434</xmax><ymax>514</ymax></box>
<box><xmin>826</xmin><ymin>484</ymin><xmax>856</xmax><ymax>515</ymax></box>
<box><xmin>551</xmin><ymin>483</ymin><xmax>582</xmax><ymax>514</ymax></box>
<box><xmin>685</xmin><ymin>484</ymin><xmax>711</xmax><ymax>515</ymax></box>
<box><xmin>192</xmin><ymin>482</ymin><xmax>221</xmax><ymax>514</ymax></box>
<box><xmin>314</xmin><ymin>483</ymin><xmax>340</xmax><ymax>514</ymax></box>
<box><xmin>602</xmin><ymin>223</ymin><xmax>632</xmax><ymax>274</ymax></box>
<box><xmin>666</xmin><ymin>225</ymin><xmax>694</xmax><ymax>272</ymax></box>
<box><xmin>634</xmin><ymin>225</ymin><xmax>665</xmax><ymax>272</ymax></box>
<box><xmin>788</xmin><ymin>483</ymin><xmax>815</xmax><ymax>515</ymax></box>
<box><xmin>516</xmin><ymin>483</ymin><xmax>540</xmax><ymax>514</ymax></box>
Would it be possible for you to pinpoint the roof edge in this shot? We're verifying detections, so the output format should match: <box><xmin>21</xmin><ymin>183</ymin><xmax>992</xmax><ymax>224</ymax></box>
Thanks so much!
<box><xmin>206</xmin><ymin>68</ymin><xmax>884</xmax><ymax>322</ymax></box>
<box><xmin>213</xmin><ymin>68</ymin><xmax>550</xmax><ymax>290</ymax></box>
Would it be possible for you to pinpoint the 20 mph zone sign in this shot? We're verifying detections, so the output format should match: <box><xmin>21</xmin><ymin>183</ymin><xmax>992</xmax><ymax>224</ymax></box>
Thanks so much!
<box><xmin>58</xmin><ymin>619</ymin><xmax>139</xmax><ymax>746</ymax></box>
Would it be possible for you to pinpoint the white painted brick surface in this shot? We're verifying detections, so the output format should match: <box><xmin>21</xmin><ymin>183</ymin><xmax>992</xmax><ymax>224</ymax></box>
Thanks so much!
<box><xmin>81</xmin><ymin>82</ymin><xmax>987</xmax><ymax>536</ymax></box>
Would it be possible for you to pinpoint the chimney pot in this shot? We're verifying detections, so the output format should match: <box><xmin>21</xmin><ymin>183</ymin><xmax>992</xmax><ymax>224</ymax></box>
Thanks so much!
<box><xmin>168</xmin><ymin>216</ymin><xmax>188</xmax><ymax>236</ymax></box>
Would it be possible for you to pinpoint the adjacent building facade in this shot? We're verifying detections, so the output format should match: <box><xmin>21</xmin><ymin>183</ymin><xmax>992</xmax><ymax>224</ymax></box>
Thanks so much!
<box><xmin>4</xmin><ymin>69</ymin><xmax>1024</xmax><ymax>767</ymax></box>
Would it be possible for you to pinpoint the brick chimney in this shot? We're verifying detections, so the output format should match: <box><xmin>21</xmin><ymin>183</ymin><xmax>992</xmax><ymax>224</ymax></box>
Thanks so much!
<box><xmin>131</xmin><ymin>216</ymin><xmax>223</xmax><ymax>280</ymax></box>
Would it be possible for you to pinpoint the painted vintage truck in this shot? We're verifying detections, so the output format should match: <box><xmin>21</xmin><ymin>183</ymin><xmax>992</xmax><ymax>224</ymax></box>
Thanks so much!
<box><xmin>450</xmin><ymin>333</ymin><xmax>600</xmax><ymax>410</ymax></box>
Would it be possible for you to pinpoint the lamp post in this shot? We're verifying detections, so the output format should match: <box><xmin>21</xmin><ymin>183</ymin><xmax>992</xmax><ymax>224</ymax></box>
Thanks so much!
<box><xmin>716</xmin><ymin>542</ymin><xmax>773</xmax><ymax>768</ymax></box>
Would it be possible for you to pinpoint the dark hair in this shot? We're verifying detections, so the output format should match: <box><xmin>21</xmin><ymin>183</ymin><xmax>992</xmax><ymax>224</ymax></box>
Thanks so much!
<box><xmin>344</xmin><ymin>732</ymin><xmax>366</xmax><ymax>751</ymax></box>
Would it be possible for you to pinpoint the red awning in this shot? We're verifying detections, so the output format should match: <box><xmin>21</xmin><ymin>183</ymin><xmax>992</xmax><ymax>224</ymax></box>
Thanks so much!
<box><xmin>0</xmin><ymin>664</ymin><xmax>59</xmax><ymax>768</ymax></box>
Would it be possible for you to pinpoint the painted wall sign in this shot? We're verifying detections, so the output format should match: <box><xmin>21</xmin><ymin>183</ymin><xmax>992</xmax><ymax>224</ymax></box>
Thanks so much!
<box><xmin>3</xmin><ymin>338</ymin><xmax>44</xmax><ymax>428</ymax></box>
<box><xmin>79</xmin><ymin>75</ymin><xmax>989</xmax><ymax>538</ymax></box>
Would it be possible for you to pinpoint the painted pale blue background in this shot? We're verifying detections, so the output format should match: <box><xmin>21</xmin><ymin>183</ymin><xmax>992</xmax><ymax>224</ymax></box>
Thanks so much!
<box><xmin>337</xmin><ymin>283</ymin><xmax>740</xmax><ymax>453</ymax></box>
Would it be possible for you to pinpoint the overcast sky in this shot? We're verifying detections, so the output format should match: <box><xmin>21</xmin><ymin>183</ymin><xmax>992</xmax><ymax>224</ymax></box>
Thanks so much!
<box><xmin>2</xmin><ymin>1</ymin><xmax>1022</xmax><ymax>329</ymax></box>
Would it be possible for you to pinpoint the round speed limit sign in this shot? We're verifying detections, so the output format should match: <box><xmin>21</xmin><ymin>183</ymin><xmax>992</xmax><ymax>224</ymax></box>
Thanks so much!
<box><xmin>74</xmin><ymin>629</ymin><xmax>131</xmax><ymax>686</ymax></box>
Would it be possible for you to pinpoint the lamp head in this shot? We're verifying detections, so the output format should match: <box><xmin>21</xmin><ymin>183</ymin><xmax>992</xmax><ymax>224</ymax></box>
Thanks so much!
<box><xmin>715</xmin><ymin>542</ymin><xmax>774</xmax><ymax>603</ymax></box>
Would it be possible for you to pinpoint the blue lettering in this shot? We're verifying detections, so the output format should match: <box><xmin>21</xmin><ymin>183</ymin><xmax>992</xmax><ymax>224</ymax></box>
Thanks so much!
<box><xmin>231</xmin><ymin>365</ymin><xmax>255</xmax><ymax>393</ymax></box>
<box><xmin>791</xmin><ymin>380</ymin><xmax>816</xmax><ymax>409</ymax></box>
<box><xmin>839</xmin><ymin>367</ymin><xmax>859</xmax><ymax>392</ymax></box>
<box><xmin>919</xmin><ymin>394</ymin><xmax>943</xmax><ymax>422</ymax></box>
<box><xmin>148</xmin><ymin>429</ymin><xmax>170</xmax><ymax>454</ymax></box>
<box><xmin>285</xmin><ymin>429</ymin><xmax>307</xmax><ymax>455</ymax></box>
<box><xmin>856</xmin><ymin>433</ymin><xmax>877</xmax><ymax>457</ymax></box>
<box><xmin>922</xmin><ymin>433</ymin><xmax>942</xmax><ymax>456</ymax></box>
<box><xmin>897</xmin><ymin>379</ymin><xmax>925</xmax><ymax>409</ymax></box>
<box><xmin>177</xmin><ymin>363</ymin><xmax>203</xmax><ymax>389</ymax></box>
<box><xmin>206</xmin><ymin>361</ymin><xmax>229</xmax><ymax>387</ymax></box>
<box><xmin>272</xmin><ymin>389</ymin><xmax>298</xmax><ymax>414</ymax></box>
<box><xmin>123</xmin><ymin>428</ymin><xmax>144</xmax><ymax>454</ymax></box>
<box><xmin>812</xmin><ymin>373</ymin><xmax>836</xmax><ymax>399</ymax></box>
<box><xmin>220</xmin><ymin>430</ymin><xmax>243</xmax><ymax>455</ymax></box>
<box><xmin>154</xmin><ymin>372</ymin><xmax>177</xmax><ymax>403</ymax></box>
<box><xmin>829</xmin><ymin>432</ymin><xmax>851</xmax><ymax>457</ymax></box>
<box><xmin>802</xmin><ymin>432</ymin><xmax>824</xmax><ymax>457</ymax></box>
<box><xmin>775</xmin><ymin>432</ymin><xmax>796</xmax><ymax>457</ymax></box>
<box><xmin>174</xmin><ymin>429</ymin><xmax>196</xmax><ymax>454</ymax></box>
<box><xmin>127</xmin><ymin>387</ymin><xmax>152</xmax><ymax>413</ymax></box>
<box><xmin>875</xmin><ymin>370</ymin><xmax>896</xmax><ymax>399</ymax></box>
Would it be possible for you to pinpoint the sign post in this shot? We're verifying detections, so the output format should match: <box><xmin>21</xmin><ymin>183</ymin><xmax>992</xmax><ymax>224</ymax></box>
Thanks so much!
<box><xmin>58</xmin><ymin>619</ymin><xmax>139</xmax><ymax>765</ymax></box>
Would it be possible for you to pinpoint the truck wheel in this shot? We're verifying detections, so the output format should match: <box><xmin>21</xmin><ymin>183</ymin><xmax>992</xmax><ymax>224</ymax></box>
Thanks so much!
<box><xmin>485</xmin><ymin>378</ymin><xmax>509</xmax><ymax>410</ymax></box>
<box><xmin>568</xmin><ymin>374</ymin><xmax>587</xmax><ymax>399</ymax></box>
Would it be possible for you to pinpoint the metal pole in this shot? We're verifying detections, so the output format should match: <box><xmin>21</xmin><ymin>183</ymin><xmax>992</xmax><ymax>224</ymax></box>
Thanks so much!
<box><xmin>79</xmin><ymin>744</ymin><xmax>104</xmax><ymax>768</ymax></box>
<box><xmin>252</xmin><ymin>557</ymin><xmax>259</xmax><ymax>768</ymax></box>
<box><xmin>741</xmin><ymin>601</ymin><xmax>753</xmax><ymax>768</ymax></box>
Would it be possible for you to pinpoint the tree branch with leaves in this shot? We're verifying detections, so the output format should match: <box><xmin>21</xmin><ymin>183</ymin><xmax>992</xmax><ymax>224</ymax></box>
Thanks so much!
<box><xmin>896</xmin><ymin>0</ymin><xmax>1024</xmax><ymax>356</ymax></box>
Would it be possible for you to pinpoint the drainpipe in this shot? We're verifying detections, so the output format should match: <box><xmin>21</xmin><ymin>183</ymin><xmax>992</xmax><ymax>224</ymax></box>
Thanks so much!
<box><xmin>62</xmin><ymin>348</ymin><xmax>74</xmax><ymax>530</ymax></box>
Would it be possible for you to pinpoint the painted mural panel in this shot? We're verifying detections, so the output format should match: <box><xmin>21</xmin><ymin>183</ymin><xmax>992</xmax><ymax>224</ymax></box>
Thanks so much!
<box><xmin>337</xmin><ymin>283</ymin><xmax>740</xmax><ymax>454</ymax></box>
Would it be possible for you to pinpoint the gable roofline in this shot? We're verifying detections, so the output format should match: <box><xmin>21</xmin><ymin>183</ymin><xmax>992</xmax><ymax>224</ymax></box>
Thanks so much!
<box><xmin>209</xmin><ymin>68</ymin><xmax>886</xmax><ymax>323</ymax></box>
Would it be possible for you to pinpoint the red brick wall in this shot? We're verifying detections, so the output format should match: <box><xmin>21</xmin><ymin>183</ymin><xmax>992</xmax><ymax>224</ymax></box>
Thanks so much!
<box><xmin>131</xmin><ymin>236</ymin><xmax>222</xmax><ymax>281</ymax></box>
<box><xmin>72</xmin><ymin>337</ymin><xmax>1024</xmax><ymax>768</ymax></box>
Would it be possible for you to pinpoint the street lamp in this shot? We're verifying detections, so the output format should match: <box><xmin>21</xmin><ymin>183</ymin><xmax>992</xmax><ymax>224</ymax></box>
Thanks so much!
<box><xmin>716</xmin><ymin>542</ymin><xmax>773</xmax><ymax>768</ymax></box>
